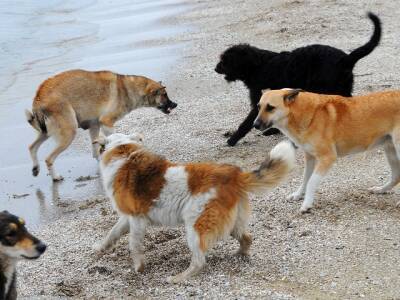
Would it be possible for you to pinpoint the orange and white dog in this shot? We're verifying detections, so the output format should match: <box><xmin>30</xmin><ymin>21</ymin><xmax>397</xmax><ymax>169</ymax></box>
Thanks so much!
<box><xmin>93</xmin><ymin>133</ymin><xmax>295</xmax><ymax>283</ymax></box>
<box><xmin>254</xmin><ymin>88</ymin><xmax>400</xmax><ymax>212</ymax></box>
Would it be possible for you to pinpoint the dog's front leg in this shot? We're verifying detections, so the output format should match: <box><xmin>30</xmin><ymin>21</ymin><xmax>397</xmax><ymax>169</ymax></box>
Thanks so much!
<box><xmin>128</xmin><ymin>216</ymin><xmax>148</xmax><ymax>273</ymax></box>
<box><xmin>101</xmin><ymin>124</ymin><xmax>114</xmax><ymax>136</ymax></box>
<box><xmin>288</xmin><ymin>153</ymin><xmax>315</xmax><ymax>201</ymax></box>
<box><xmin>300</xmin><ymin>154</ymin><xmax>335</xmax><ymax>212</ymax></box>
<box><xmin>93</xmin><ymin>215</ymin><xmax>129</xmax><ymax>252</ymax></box>
<box><xmin>89</xmin><ymin>124</ymin><xmax>100</xmax><ymax>159</ymax></box>
<box><xmin>227</xmin><ymin>108</ymin><xmax>258</xmax><ymax>146</ymax></box>
<box><xmin>99</xmin><ymin>115</ymin><xmax>116</xmax><ymax>136</ymax></box>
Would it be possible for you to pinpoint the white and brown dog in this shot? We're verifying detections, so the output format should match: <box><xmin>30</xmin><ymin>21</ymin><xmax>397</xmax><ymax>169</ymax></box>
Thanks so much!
<box><xmin>254</xmin><ymin>88</ymin><xmax>400</xmax><ymax>212</ymax></box>
<box><xmin>93</xmin><ymin>133</ymin><xmax>295</xmax><ymax>283</ymax></box>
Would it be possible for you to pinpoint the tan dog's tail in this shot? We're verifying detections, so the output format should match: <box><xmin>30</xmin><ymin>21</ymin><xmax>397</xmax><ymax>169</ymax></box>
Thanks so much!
<box><xmin>240</xmin><ymin>141</ymin><xmax>296</xmax><ymax>193</ymax></box>
<box><xmin>25</xmin><ymin>109</ymin><xmax>47</xmax><ymax>133</ymax></box>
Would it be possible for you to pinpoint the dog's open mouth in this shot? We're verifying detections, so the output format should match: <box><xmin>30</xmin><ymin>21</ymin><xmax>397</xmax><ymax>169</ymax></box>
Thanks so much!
<box><xmin>21</xmin><ymin>254</ymin><xmax>42</xmax><ymax>260</ymax></box>
<box><xmin>157</xmin><ymin>100</ymin><xmax>177</xmax><ymax>114</ymax></box>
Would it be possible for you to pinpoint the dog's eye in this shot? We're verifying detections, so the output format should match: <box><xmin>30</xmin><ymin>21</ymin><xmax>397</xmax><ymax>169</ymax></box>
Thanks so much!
<box><xmin>266</xmin><ymin>104</ymin><xmax>275</xmax><ymax>112</ymax></box>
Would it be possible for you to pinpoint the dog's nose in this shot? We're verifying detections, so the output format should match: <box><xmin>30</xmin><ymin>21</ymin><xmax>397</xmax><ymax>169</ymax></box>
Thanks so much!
<box><xmin>36</xmin><ymin>242</ymin><xmax>47</xmax><ymax>254</ymax></box>
<box><xmin>170</xmin><ymin>101</ymin><xmax>177</xmax><ymax>109</ymax></box>
<box><xmin>253</xmin><ymin>119</ymin><xmax>262</xmax><ymax>130</ymax></box>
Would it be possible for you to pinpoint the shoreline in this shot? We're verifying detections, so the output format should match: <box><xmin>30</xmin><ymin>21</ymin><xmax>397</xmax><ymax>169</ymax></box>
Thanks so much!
<box><xmin>0</xmin><ymin>0</ymin><xmax>192</xmax><ymax>228</ymax></box>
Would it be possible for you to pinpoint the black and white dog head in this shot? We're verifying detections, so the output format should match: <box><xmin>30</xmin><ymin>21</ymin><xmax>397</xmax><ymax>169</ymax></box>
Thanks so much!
<box><xmin>0</xmin><ymin>211</ymin><xmax>46</xmax><ymax>260</ymax></box>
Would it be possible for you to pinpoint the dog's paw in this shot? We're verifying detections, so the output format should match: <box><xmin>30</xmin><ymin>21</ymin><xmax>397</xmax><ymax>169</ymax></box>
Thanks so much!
<box><xmin>92</xmin><ymin>241</ymin><xmax>106</xmax><ymax>254</ymax></box>
<box><xmin>368</xmin><ymin>186</ymin><xmax>391</xmax><ymax>194</ymax></box>
<box><xmin>166</xmin><ymin>275</ymin><xmax>182</xmax><ymax>284</ymax></box>
<box><xmin>32</xmin><ymin>166</ymin><xmax>39</xmax><ymax>177</ymax></box>
<box><xmin>227</xmin><ymin>137</ymin><xmax>238</xmax><ymax>147</ymax></box>
<box><xmin>223</xmin><ymin>130</ymin><xmax>233</xmax><ymax>137</ymax></box>
<box><xmin>134</xmin><ymin>260</ymin><xmax>145</xmax><ymax>273</ymax></box>
<box><xmin>52</xmin><ymin>175</ymin><xmax>64</xmax><ymax>182</ymax></box>
<box><xmin>299</xmin><ymin>204</ymin><xmax>313</xmax><ymax>213</ymax></box>
<box><xmin>287</xmin><ymin>192</ymin><xmax>303</xmax><ymax>201</ymax></box>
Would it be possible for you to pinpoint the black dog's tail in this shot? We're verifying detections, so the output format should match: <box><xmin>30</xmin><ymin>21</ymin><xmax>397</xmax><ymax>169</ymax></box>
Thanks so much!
<box><xmin>341</xmin><ymin>12</ymin><xmax>381</xmax><ymax>68</ymax></box>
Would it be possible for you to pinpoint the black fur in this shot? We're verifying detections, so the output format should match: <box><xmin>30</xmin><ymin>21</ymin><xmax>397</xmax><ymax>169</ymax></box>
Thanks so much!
<box><xmin>0</xmin><ymin>267</ymin><xmax>16</xmax><ymax>300</ymax></box>
<box><xmin>215</xmin><ymin>12</ymin><xmax>381</xmax><ymax>146</ymax></box>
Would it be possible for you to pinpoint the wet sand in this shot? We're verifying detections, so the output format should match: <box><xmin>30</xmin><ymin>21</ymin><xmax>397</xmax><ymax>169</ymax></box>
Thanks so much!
<box><xmin>0</xmin><ymin>0</ymin><xmax>191</xmax><ymax>227</ymax></box>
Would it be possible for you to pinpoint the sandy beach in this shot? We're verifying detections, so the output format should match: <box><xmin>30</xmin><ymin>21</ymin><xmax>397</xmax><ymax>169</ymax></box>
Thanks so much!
<box><xmin>1</xmin><ymin>0</ymin><xmax>400</xmax><ymax>298</ymax></box>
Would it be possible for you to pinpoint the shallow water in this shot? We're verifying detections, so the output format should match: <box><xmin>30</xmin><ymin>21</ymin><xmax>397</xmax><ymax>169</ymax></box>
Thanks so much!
<box><xmin>0</xmin><ymin>0</ymin><xmax>190</xmax><ymax>228</ymax></box>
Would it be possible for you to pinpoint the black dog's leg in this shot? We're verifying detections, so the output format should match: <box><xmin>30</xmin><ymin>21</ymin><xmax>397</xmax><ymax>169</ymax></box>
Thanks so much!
<box><xmin>227</xmin><ymin>108</ymin><xmax>258</xmax><ymax>146</ymax></box>
<box><xmin>262</xmin><ymin>127</ymin><xmax>281</xmax><ymax>136</ymax></box>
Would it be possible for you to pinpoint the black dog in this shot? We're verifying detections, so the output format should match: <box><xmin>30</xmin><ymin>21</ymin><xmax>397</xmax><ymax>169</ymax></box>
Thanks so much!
<box><xmin>215</xmin><ymin>12</ymin><xmax>381</xmax><ymax>146</ymax></box>
<box><xmin>0</xmin><ymin>211</ymin><xmax>46</xmax><ymax>300</ymax></box>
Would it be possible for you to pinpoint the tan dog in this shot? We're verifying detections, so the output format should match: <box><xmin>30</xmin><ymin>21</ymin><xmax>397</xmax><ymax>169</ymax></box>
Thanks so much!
<box><xmin>93</xmin><ymin>133</ymin><xmax>295</xmax><ymax>283</ymax></box>
<box><xmin>25</xmin><ymin>69</ymin><xmax>177</xmax><ymax>181</ymax></box>
<box><xmin>254</xmin><ymin>88</ymin><xmax>400</xmax><ymax>212</ymax></box>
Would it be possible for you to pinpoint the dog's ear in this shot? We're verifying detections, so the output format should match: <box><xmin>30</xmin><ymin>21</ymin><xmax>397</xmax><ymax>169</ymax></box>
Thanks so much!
<box><xmin>261</xmin><ymin>89</ymin><xmax>270</xmax><ymax>94</ymax></box>
<box><xmin>283</xmin><ymin>89</ymin><xmax>303</xmax><ymax>103</ymax></box>
<box><xmin>129</xmin><ymin>133</ymin><xmax>144</xmax><ymax>143</ymax></box>
<box><xmin>146</xmin><ymin>82</ymin><xmax>165</xmax><ymax>96</ymax></box>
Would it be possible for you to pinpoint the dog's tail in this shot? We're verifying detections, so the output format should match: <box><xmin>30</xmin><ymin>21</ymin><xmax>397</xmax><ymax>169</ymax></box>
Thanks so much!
<box><xmin>25</xmin><ymin>109</ymin><xmax>47</xmax><ymax>134</ymax></box>
<box><xmin>239</xmin><ymin>141</ymin><xmax>296</xmax><ymax>193</ymax></box>
<box><xmin>342</xmin><ymin>12</ymin><xmax>381</xmax><ymax>68</ymax></box>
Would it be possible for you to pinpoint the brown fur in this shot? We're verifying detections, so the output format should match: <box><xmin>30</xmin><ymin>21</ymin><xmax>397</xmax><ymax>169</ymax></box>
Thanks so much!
<box><xmin>255</xmin><ymin>88</ymin><xmax>400</xmax><ymax>211</ymax></box>
<box><xmin>97</xmin><ymin>134</ymin><xmax>294</xmax><ymax>282</ymax></box>
<box><xmin>113</xmin><ymin>149</ymin><xmax>171</xmax><ymax>215</ymax></box>
<box><xmin>185</xmin><ymin>163</ymin><xmax>246</xmax><ymax>251</ymax></box>
<box><xmin>26</xmin><ymin>69</ymin><xmax>174</xmax><ymax>181</ymax></box>
<box><xmin>102</xmin><ymin>144</ymin><xmax>141</xmax><ymax>165</ymax></box>
<box><xmin>15</xmin><ymin>238</ymin><xmax>34</xmax><ymax>250</ymax></box>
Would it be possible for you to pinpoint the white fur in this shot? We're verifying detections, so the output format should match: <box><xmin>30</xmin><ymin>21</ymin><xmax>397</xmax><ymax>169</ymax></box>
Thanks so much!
<box><xmin>96</xmin><ymin>137</ymin><xmax>219</xmax><ymax>282</ymax></box>
<box><xmin>270</xmin><ymin>140</ymin><xmax>296</xmax><ymax>171</ymax></box>
<box><xmin>4</xmin><ymin>263</ymin><xmax>15</xmax><ymax>296</ymax></box>
<box><xmin>100</xmin><ymin>158</ymin><xmax>127</xmax><ymax>212</ymax></box>
<box><xmin>148</xmin><ymin>166</ymin><xmax>216</xmax><ymax>226</ymax></box>
<box><xmin>287</xmin><ymin>154</ymin><xmax>315</xmax><ymax>201</ymax></box>
<box><xmin>300</xmin><ymin>173</ymin><xmax>323</xmax><ymax>212</ymax></box>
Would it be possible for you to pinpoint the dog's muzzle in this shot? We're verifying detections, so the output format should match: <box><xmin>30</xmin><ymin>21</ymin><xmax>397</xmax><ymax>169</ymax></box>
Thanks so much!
<box><xmin>157</xmin><ymin>99</ymin><xmax>177</xmax><ymax>114</ymax></box>
<box><xmin>253</xmin><ymin>118</ymin><xmax>272</xmax><ymax>131</ymax></box>
<box><xmin>215</xmin><ymin>64</ymin><xmax>223</xmax><ymax>74</ymax></box>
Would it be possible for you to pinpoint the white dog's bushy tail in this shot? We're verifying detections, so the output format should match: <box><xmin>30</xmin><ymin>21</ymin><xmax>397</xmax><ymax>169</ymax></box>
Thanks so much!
<box><xmin>240</xmin><ymin>140</ymin><xmax>296</xmax><ymax>193</ymax></box>
<box><xmin>25</xmin><ymin>109</ymin><xmax>47</xmax><ymax>133</ymax></box>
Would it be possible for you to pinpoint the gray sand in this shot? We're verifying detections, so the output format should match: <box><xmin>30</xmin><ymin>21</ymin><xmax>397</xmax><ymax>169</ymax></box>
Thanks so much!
<box><xmin>18</xmin><ymin>0</ymin><xmax>400</xmax><ymax>298</ymax></box>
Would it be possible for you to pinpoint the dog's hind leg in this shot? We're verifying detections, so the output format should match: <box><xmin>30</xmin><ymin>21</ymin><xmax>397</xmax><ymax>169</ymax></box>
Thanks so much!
<box><xmin>370</xmin><ymin>138</ymin><xmax>400</xmax><ymax>194</ymax></box>
<box><xmin>231</xmin><ymin>197</ymin><xmax>252</xmax><ymax>255</ymax></box>
<box><xmin>288</xmin><ymin>153</ymin><xmax>315</xmax><ymax>201</ymax></box>
<box><xmin>128</xmin><ymin>216</ymin><xmax>147</xmax><ymax>273</ymax></box>
<box><xmin>89</xmin><ymin>123</ymin><xmax>100</xmax><ymax>159</ymax></box>
<box><xmin>167</xmin><ymin>225</ymin><xmax>206</xmax><ymax>284</ymax></box>
<box><xmin>93</xmin><ymin>215</ymin><xmax>129</xmax><ymax>252</ymax></box>
<box><xmin>29</xmin><ymin>132</ymin><xmax>49</xmax><ymax>176</ymax></box>
<box><xmin>45</xmin><ymin>117</ymin><xmax>77</xmax><ymax>181</ymax></box>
